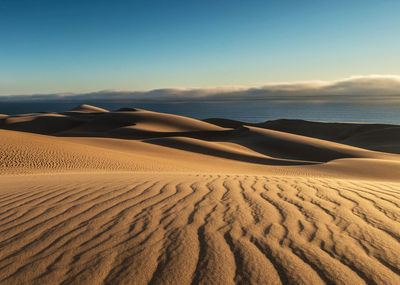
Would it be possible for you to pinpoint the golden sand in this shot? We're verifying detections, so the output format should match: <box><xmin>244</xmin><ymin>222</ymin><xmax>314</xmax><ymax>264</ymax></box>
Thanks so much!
<box><xmin>0</xmin><ymin>105</ymin><xmax>399</xmax><ymax>284</ymax></box>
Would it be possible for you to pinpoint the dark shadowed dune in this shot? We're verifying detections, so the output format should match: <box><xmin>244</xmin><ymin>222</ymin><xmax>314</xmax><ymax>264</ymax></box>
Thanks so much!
<box><xmin>0</xmin><ymin>113</ymin><xmax>85</xmax><ymax>135</ymax></box>
<box><xmin>57</xmin><ymin>109</ymin><xmax>226</xmax><ymax>137</ymax></box>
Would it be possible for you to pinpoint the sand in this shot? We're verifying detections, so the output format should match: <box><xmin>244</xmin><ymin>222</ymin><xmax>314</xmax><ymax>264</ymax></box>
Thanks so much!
<box><xmin>0</xmin><ymin>105</ymin><xmax>399</xmax><ymax>284</ymax></box>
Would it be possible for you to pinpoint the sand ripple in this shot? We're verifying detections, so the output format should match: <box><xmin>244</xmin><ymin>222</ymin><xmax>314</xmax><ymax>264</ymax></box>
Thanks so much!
<box><xmin>0</xmin><ymin>173</ymin><xmax>399</xmax><ymax>284</ymax></box>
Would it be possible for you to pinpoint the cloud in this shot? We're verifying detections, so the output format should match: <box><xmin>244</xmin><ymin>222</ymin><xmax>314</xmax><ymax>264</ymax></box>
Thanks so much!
<box><xmin>1</xmin><ymin>75</ymin><xmax>400</xmax><ymax>104</ymax></box>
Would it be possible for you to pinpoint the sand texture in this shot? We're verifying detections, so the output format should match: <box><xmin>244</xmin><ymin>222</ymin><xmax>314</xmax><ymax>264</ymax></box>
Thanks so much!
<box><xmin>0</xmin><ymin>105</ymin><xmax>399</xmax><ymax>284</ymax></box>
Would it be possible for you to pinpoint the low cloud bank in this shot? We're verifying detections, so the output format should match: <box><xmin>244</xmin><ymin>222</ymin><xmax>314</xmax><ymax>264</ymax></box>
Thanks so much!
<box><xmin>1</xmin><ymin>75</ymin><xmax>400</xmax><ymax>104</ymax></box>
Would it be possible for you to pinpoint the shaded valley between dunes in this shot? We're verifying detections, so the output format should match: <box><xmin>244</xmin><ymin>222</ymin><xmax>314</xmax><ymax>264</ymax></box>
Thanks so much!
<box><xmin>0</xmin><ymin>105</ymin><xmax>399</xmax><ymax>284</ymax></box>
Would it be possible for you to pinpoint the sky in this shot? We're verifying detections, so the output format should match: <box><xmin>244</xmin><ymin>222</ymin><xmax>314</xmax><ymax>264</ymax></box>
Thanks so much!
<box><xmin>1</xmin><ymin>0</ymin><xmax>400</xmax><ymax>95</ymax></box>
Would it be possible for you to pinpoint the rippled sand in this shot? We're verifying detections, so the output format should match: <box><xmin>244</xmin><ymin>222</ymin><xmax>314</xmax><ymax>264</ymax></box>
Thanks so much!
<box><xmin>1</xmin><ymin>174</ymin><xmax>400</xmax><ymax>284</ymax></box>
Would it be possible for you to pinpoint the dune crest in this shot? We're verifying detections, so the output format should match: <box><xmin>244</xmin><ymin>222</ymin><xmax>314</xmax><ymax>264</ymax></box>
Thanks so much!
<box><xmin>67</xmin><ymin>104</ymin><xmax>109</xmax><ymax>113</ymax></box>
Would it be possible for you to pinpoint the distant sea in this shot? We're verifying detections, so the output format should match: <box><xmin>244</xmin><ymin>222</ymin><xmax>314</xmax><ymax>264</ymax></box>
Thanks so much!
<box><xmin>1</xmin><ymin>101</ymin><xmax>399</xmax><ymax>124</ymax></box>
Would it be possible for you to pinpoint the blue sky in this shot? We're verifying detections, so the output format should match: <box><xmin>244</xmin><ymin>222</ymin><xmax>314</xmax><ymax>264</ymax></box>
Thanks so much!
<box><xmin>1</xmin><ymin>0</ymin><xmax>399</xmax><ymax>95</ymax></box>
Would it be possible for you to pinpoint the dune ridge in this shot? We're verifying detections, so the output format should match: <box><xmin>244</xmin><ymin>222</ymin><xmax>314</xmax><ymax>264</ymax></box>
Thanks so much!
<box><xmin>0</xmin><ymin>105</ymin><xmax>399</xmax><ymax>284</ymax></box>
<box><xmin>204</xmin><ymin>118</ymin><xmax>400</xmax><ymax>154</ymax></box>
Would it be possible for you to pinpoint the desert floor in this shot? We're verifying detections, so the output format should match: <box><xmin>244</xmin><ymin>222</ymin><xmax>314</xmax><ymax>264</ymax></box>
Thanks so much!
<box><xmin>0</xmin><ymin>105</ymin><xmax>399</xmax><ymax>284</ymax></box>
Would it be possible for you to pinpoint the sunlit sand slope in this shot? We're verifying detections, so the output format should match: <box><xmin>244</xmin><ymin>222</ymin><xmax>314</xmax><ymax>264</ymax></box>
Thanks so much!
<box><xmin>0</xmin><ymin>173</ymin><xmax>399</xmax><ymax>285</ymax></box>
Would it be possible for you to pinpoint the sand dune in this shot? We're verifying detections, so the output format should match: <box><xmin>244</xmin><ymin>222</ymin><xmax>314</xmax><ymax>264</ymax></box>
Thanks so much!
<box><xmin>59</xmin><ymin>107</ymin><xmax>226</xmax><ymax>136</ymax></box>
<box><xmin>205</xmin><ymin>118</ymin><xmax>400</xmax><ymax>153</ymax></box>
<box><xmin>229</xmin><ymin>126</ymin><xmax>394</xmax><ymax>162</ymax></box>
<box><xmin>343</xmin><ymin>127</ymin><xmax>400</xmax><ymax>153</ymax></box>
<box><xmin>0</xmin><ymin>105</ymin><xmax>399</xmax><ymax>284</ymax></box>
<box><xmin>66</xmin><ymin>104</ymin><xmax>109</xmax><ymax>113</ymax></box>
<box><xmin>1</xmin><ymin>113</ymin><xmax>84</xmax><ymax>134</ymax></box>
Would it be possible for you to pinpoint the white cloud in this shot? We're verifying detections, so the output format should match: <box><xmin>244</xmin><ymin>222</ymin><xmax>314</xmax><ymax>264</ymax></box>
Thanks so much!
<box><xmin>1</xmin><ymin>75</ymin><xmax>400</xmax><ymax>103</ymax></box>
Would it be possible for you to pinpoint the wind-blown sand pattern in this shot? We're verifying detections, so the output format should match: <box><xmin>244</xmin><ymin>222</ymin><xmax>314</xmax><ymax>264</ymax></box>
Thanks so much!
<box><xmin>0</xmin><ymin>105</ymin><xmax>399</xmax><ymax>284</ymax></box>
